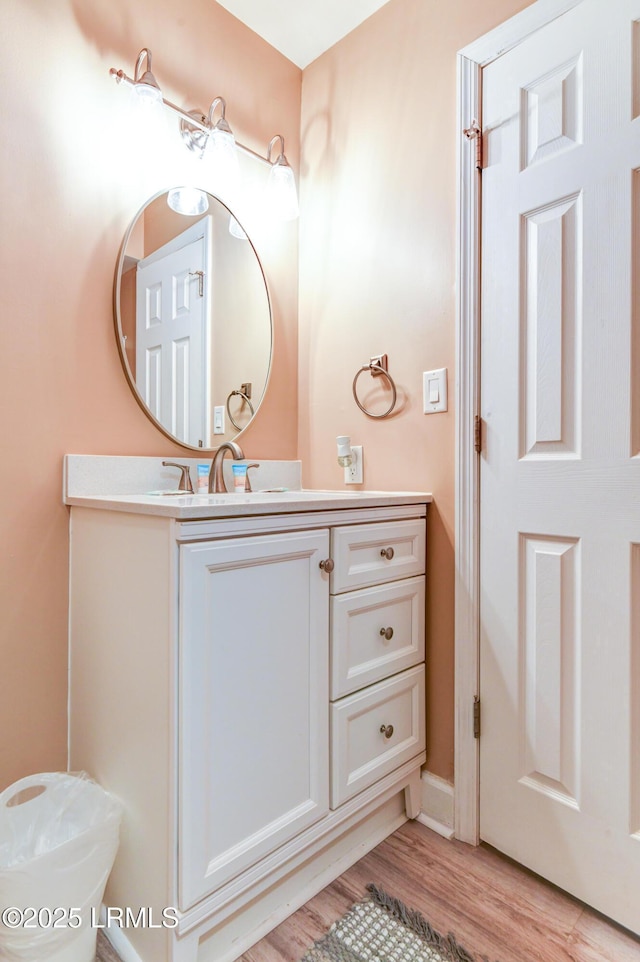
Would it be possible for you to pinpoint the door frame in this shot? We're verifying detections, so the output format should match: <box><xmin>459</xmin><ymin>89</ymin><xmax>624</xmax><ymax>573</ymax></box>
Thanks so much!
<box><xmin>454</xmin><ymin>0</ymin><xmax>585</xmax><ymax>844</ymax></box>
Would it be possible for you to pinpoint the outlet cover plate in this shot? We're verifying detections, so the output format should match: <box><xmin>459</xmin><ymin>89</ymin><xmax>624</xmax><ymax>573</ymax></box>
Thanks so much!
<box><xmin>344</xmin><ymin>445</ymin><xmax>363</xmax><ymax>484</ymax></box>
<box><xmin>213</xmin><ymin>406</ymin><xmax>226</xmax><ymax>434</ymax></box>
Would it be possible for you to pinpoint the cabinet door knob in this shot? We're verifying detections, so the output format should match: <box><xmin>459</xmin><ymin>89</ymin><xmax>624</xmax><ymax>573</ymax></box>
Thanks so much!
<box><xmin>319</xmin><ymin>558</ymin><xmax>335</xmax><ymax>573</ymax></box>
<box><xmin>379</xmin><ymin>627</ymin><xmax>394</xmax><ymax>640</ymax></box>
<box><xmin>380</xmin><ymin>724</ymin><xmax>394</xmax><ymax>739</ymax></box>
<box><xmin>380</xmin><ymin>547</ymin><xmax>395</xmax><ymax>560</ymax></box>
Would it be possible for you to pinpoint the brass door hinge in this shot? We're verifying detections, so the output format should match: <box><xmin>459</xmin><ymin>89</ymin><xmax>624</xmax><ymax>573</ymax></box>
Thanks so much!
<box><xmin>474</xmin><ymin>415</ymin><xmax>482</xmax><ymax>454</ymax></box>
<box><xmin>473</xmin><ymin>696</ymin><xmax>481</xmax><ymax>738</ymax></box>
<box><xmin>463</xmin><ymin>120</ymin><xmax>483</xmax><ymax>170</ymax></box>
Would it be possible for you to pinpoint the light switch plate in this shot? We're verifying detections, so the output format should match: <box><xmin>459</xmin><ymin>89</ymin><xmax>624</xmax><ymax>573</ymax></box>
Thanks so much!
<box><xmin>423</xmin><ymin>368</ymin><xmax>448</xmax><ymax>414</ymax></box>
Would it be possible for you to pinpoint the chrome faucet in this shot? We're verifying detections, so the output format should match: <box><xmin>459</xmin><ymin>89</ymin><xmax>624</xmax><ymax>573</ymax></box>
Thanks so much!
<box><xmin>209</xmin><ymin>441</ymin><xmax>245</xmax><ymax>493</ymax></box>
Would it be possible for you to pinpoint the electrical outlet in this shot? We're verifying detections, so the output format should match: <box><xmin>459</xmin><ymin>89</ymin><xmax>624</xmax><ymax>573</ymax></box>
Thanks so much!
<box><xmin>344</xmin><ymin>445</ymin><xmax>363</xmax><ymax>484</ymax></box>
<box><xmin>213</xmin><ymin>406</ymin><xmax>225</xmax><ymax>434</ymax></box>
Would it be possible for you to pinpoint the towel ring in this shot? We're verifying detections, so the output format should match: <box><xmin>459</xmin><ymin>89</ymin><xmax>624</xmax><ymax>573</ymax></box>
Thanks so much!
<box><xmin>352</xmin><ymin>362</ymin><xmax>397</xmax><ymax>419</ymax></box>
<box><xmin>226</xmin><ymin>390</ymin><xmax>255</xmax><ymax>431</ymax></box>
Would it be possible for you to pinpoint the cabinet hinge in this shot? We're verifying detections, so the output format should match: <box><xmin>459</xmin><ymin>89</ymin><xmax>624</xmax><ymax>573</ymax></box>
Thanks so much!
<box><xmin>474</xmin><ymin>415</ymin><xmax>482</xmax><ymax>454</ymax></box>
<box><xmin>473</xmin><ymin>696</ymin><xmax>481</xmax><ymax>738</ymax></box>
<box><xmin>463</xmin><ymin>120</ymin><xmax>483</xmax><ymax>170</ymax></box>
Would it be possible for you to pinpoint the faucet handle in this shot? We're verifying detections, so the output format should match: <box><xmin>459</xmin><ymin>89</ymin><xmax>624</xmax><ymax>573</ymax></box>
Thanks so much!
<box><xmin>162</xmin><ymin>461</ymin><xmax>194</xmax><ymax>493</ymax></box>
<box><xmin>244</xmin><ymin>463</ymin><xmax>260</xmax><ymax>492</ymax></box>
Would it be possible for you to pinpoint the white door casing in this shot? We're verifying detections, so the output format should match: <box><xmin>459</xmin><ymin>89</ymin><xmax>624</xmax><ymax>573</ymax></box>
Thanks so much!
<box><xmin>457</xmin><ymin>0</ymin><xmax>640</xmax><ymax>934</ymax></box>
<box><xmin>136</xmin><ymin>217</ymin><xmax>212</xmax><ymax>447</ymax></box>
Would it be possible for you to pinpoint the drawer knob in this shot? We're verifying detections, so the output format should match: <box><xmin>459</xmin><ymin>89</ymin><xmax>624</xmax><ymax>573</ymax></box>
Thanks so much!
<box><xmin>379</xmin><ymin>626</ymin><xmax>394</xmax><ymax>640</ymax></box>
<box><xmin>380</xmin><ymin>724</ymin><xmax>394</xmax><ymax>739</ymax></box>
<box><xmin>319</xmin><ymin>558</ymin><xmax>335</xmax><ymax>573</ymax></box>
<box><xmin>380</xmin><ymin>547</ymin><xmax>395</xmax><ymax>560</ymax></box>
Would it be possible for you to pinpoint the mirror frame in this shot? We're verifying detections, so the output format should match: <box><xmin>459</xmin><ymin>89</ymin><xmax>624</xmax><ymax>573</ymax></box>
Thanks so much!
<box><xmin>113</xmin><ymin>188</ymin><xmax>273</xmax><ymax>451</ymax></box>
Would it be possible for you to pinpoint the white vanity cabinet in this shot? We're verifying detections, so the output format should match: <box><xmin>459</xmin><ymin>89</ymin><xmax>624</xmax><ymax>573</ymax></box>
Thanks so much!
<box><xmin>67</xmin><ymin>495</ymin><xmax>428</xmax><ymax>962</ymax></box>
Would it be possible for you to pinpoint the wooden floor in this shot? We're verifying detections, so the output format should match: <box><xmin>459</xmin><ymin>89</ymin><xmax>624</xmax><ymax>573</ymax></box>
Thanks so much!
<box><xmin>240</xmin><ymin>820</ymin><xmax>640</xmax><ymax>962</ymax></box>
<box><xmin>97</xmin><ymin>820</ymin><xmax>640</xmax><ymax>962</ymax></box>
<box><xmin>96</xmin><ymin>930</ymin><xmax>122</xmax><ymax>961</ymax></box>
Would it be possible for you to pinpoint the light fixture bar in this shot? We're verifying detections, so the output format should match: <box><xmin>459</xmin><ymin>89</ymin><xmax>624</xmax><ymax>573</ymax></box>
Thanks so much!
<box><xmin>110</xmin><ymin>66</ymin><xmax>279</xmax><ymax>171</ymax></box>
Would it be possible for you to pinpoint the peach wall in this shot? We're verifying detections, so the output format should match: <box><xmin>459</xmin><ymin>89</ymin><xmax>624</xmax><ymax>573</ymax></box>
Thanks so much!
<box><xmin>299</xmin><ymin>0</ymin><xmax>533</xmax><ymax>781</ymax></box>
<box><xmin>0</xmin><ymin>0</ymin><xmax>301</xmax><ymax>790</ymax></box>
<box><xmin>1</xmin><ymin>0</ymin><xmax>539</xmax><ymax>795</ymax></box>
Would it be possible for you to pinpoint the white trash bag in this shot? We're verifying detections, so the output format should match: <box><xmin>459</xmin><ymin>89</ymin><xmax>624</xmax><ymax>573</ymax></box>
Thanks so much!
<box><xmin>0</xmin><ymin>771</ymin><xmax>123</xmax><ymax>962</ymax></box>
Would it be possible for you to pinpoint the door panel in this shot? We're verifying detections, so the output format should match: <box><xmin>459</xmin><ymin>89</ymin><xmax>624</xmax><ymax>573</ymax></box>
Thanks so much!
<box><xmin>521</xmin><ymin>193</ymin><xmax>581</xmax><ymax>458</ymax></box>
<box><xmin>480</xmin><ymin>0</ymin><xmax>640</xmax><ymax>934</ymax></box>
<box><xmin>519</xmin><ymin>534</ymin><xmax>579</xmax><ymax>807</ymax></box>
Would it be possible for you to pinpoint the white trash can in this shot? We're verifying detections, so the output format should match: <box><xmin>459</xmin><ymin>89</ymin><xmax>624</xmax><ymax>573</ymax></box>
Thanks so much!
<box><xmin>0</xmin><ymin>772</ymin><xmax>122</xmax><ymax>962</ymax></box>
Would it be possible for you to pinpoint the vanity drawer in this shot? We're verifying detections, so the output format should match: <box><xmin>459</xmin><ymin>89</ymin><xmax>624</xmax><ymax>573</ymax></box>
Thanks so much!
<box><xmin>330</xmin><ymin>665</ymin><xmax>425</xmax><ymax>809</ymax></box>
<box><xmin>330</xmin><ymin>520</ymin><xmax>425</xmax><ymax>594</ymax></box>
<box><xmin>331</xmin><ymin>576</ymin><xmax>425</xmax><ymax>699</ymax></box>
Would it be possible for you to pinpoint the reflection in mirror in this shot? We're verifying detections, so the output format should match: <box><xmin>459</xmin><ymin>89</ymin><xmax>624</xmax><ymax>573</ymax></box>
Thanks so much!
<box><xmin>115</xmin><ymin>189</ymin><xmax>272</xmax><ymax>450</ymax></box>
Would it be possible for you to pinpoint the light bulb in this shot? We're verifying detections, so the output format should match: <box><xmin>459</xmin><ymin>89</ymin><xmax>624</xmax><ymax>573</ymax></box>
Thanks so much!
<box><xmin>266</xmin><ymin>160</ymin><xmax>299</xmax><ymax>221</ymax></box>
<box><xmin>131</xmin><ymin>79</ymin><xmax>163</xmax><ymax>108</ymax></box>
<box><xmin>336</xmin><ymin>436</ymin><xmax>353</xmax><ymax>467</ymax></box>
<box><xmin>205</xmin><ymin>124</ymin><xmax>241</xmax><ymax>201</ymax></box>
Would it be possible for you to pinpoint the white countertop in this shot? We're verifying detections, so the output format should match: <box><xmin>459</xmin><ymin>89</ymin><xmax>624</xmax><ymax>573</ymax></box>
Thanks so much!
<box><xmin>63</xmin><ymin>456</ymin><xmax>432</xmax><ymax>519</ymax></box>
<box><xmin>65</xmin><ymin>489</ymin><xmax>433</xmax><ymax>520</ymax></box>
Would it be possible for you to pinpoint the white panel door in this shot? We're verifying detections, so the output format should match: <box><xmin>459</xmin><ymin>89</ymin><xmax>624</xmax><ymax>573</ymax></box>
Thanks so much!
<box><xmin>136</xmin><ymin>217</ymin><xmax>212</xmax><ymax>446</ymax></box>
<box><xmin>480</xmin><ymin>0</ymin><xmax>640</xmax><ymax>933</ymax></box>
<box><xmin>178</xmin><ymin>530</ymin><xmax>330</xmax><ymax>910</ymax></box>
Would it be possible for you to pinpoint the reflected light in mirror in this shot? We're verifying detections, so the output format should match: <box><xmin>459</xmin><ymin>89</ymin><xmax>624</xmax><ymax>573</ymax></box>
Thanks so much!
<box><xmin>229</xmin><ymin>216</ymin><xmax>248</xmax><ymax>240</ymax></box>
<box><xmin>167</xmin><ymin>187</ymin><xmax>209</xmax><ymax>216</ymax></box>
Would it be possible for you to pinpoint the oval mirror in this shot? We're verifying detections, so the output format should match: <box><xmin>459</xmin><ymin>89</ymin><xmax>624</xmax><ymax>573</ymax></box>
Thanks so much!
<box><xmin>114</xmin><ymin>188</ymin><xmax>272</xmax><ymax>450</ymax></box>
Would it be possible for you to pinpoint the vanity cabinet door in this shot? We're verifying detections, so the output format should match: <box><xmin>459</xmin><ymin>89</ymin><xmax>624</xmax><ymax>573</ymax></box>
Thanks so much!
<box><xmin>178</xmin><ymin>529</ymin><xmax>330</xmax><ymax>910</ymax></box>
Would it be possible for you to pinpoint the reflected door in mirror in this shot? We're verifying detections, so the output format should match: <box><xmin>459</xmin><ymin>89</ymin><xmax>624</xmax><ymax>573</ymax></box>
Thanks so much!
<box><xmin>134</xmin><ymin>219</ymin><xmax>211</xmax><ymax>447</ymax></box>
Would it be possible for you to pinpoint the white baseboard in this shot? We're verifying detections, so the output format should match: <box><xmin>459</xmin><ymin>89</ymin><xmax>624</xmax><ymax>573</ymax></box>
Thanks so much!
<box><xmin>418</xmin><ymin>771</ymin><xmax>454</xmax><ymax>839</ymax></box>
<box><xmin>101</xmin><ymin>925</ymin><xmax>145</xmax><ymax>962</ymax></box>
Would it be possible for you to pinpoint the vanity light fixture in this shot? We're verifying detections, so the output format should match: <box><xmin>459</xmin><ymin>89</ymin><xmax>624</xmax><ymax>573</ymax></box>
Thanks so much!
<box><xmin>266</xmin><ymin>135</ymin><xmax>299</xmax><ymax>222</ymax></box>
<box><xmin>128</xmin><ymin>48</ymin><xmax>163</xmax><ymax>107</ymax></box>
<box><xmin>203</xmin><ymin>98</ymin><xmax>241</xmax><ymax>197</ymax></box>
<box><xmin>109</xmin><ymin>48</ymin><xmax>299</xmax><ymax>221</ymax></box>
